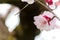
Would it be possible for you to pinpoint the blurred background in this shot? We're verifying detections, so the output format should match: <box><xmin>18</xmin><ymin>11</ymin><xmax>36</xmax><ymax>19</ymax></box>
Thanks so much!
<box><xmin>0</xmin><ymin>0</ymin><xmax>48</xmax><ymax>40</ymax></box>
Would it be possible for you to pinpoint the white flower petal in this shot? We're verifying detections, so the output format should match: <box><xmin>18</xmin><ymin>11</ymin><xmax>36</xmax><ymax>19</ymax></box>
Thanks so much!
<box><xmin>21</xmin><ymin>0</ymin><xmax>34</xmax><ymax>4</ymax></box>
<box><xmin>4</xmin><ymin>4</ymin><xmax>20</xmax><ymax>32</ymax></box>
<box><xmin>0</xmin><ymin>4</ymin><xmax>12</xmax><ymax>17</ymax></box>
<box><xmin>53</xmin><ymin>0</ymin><xmax>59</xmax><ymax>3</ymax></box>
<box><xmin>49</xmin><ymin>4</ymin><xmax>56</xmax><ymax>9</ymax></box>
<box><xmin>5</xmin><ymin>13</ymin><xmax>20</xmax><ymax>32</ymax></box>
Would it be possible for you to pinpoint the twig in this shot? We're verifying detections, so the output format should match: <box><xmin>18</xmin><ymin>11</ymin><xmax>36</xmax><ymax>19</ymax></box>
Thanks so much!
<box><xmin>35</xmin><ymin>0</ymin><xmax>52</xmax><ymax>11</ymax></box>
<box><xmin>15</xmin><ymin>4</ymin><xmax>29</xmax><ymax>15</ymax></box>
<box><xmin>20</xmin><ymin>4</ymin><xmax>29</xmax><ymax>11</ymax></box>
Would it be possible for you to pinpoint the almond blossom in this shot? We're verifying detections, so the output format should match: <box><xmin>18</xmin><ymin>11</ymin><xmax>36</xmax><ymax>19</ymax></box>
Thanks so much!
<box><xmin>34</xmin><ymin>11</ymin><xmax>60</xmax><ymax>31</ymax></box>
<box><xmin>21</xmin><ymin>0</ymin><xmax>34</xmax><ymax>4</ymax></box>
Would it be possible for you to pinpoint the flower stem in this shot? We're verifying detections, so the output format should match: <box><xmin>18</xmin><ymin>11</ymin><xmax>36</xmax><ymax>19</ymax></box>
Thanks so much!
<box><xmin>20</xmin><ymin>4</ymin><xmax>29</xmax><ymax>11</ymax></box>
<box><xmin>15</xmin><ymin>4</ymin><xmax>29</xmax><ymax>15</ymax></box>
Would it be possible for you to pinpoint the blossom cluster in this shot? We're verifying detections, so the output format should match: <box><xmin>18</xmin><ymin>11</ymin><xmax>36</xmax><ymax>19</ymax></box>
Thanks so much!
<box><xmin>34</xmin><ymin>29</ymin><xmax>60</xmax><ymax>40</ymax></box>
<box><xmin>34</xmin><ymin>11</ymin><xmax>60</xmax><ymax>31</ymax></box>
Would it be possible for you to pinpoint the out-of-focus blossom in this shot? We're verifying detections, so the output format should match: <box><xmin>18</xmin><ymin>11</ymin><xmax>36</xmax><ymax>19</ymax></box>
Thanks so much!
<box><xmin>21</xmin><ymin>0</ymin><xmax>34</xmax><ymax>4</ymax></box>
<box><xmin>34</xmin><ymin>29</ymin><xmax>60</xmax><ymax>40</ymax></box>
<box><xmin>0</xmin><ymin>4</ymin><xmax>20</xmax><ymax>32</ymax></box>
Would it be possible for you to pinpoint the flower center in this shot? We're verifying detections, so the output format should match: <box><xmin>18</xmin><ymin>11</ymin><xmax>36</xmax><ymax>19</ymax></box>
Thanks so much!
<box><xmin>43</xmin><ymin>15</ymin><xmax>51</xmax><ymax>25</ymax></box>
<box><xmin>45</xmin><ymin>0</ymin><xmax>53</xmax><ymax>5</ymax></box>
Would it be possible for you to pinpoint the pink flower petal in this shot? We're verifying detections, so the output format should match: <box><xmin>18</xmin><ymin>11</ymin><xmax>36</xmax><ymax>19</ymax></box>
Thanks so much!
<box><xmin>34</xmin><ymin>11</ymin><xmax>57</xmax><ymax>31</ymax></box>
